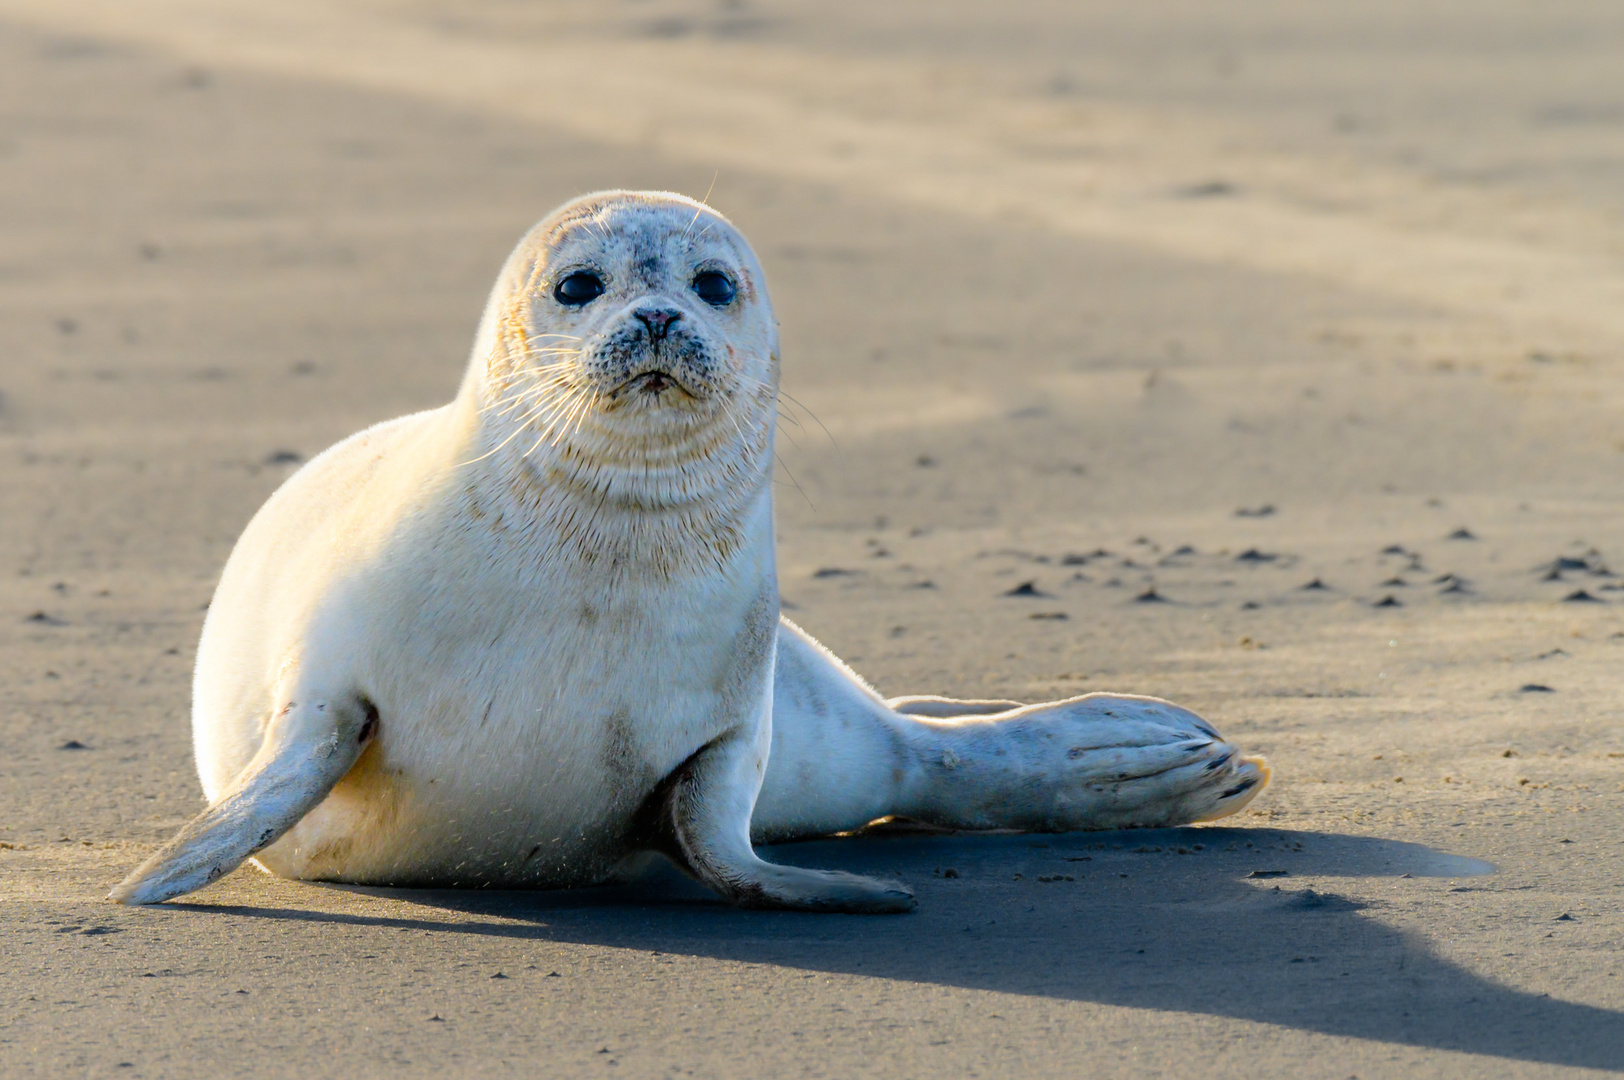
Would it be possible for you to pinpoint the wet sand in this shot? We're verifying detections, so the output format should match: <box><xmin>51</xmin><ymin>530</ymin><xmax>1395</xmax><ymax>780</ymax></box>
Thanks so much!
<box><xmin>2</xmin><ymin>2</ymin><xmax>1623</xmax><ymax>1076</ymax></box>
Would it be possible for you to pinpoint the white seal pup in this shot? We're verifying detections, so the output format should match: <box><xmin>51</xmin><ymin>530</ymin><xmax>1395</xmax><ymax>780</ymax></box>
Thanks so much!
<box><xmin>111</xmin><ymin>191</ymin><xmax>1268</xmax><ymax>912</ymax></box>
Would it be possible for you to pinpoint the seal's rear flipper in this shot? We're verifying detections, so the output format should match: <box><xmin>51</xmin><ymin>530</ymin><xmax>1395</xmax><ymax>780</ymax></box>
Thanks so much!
<box><xmin>887</xmin><ymin>695</ymin><xmax>1024</xmax><ymax>718</ymax></box>
<box><xmin>110</xmin><ymin>696</ymin><xmax>377</xmax><ymax>905</ymax></box>
<box><xmin>893</xmin><ymin>693</ymin><xmax>1271</xmax><ymax>833</ymax></box>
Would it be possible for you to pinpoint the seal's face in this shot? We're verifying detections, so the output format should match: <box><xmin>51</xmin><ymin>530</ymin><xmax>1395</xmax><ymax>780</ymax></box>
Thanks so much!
<box><xmin>480</xmin><ymin>192</ymin><xmax>778</xmax><ymax>512</ymax></box>
<box><xmin>546</xmin><ymin>231</ymin><xmax>742</xmax><ymax>407</ymax></box>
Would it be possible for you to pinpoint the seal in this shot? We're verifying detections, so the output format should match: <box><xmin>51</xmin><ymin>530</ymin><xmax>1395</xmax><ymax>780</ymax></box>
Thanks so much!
<box><xmin>111</xmin><ymin>191</ymin><xmax>1268</xmax><ymax>911</ymax></box>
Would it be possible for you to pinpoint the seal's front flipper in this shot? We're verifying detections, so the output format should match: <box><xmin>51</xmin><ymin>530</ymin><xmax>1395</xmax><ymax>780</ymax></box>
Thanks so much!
<box><xmin>109</xmin><ymin>696</ymin><xmax>377</xmax><ymax>905</ymax></box>
<box><xmin>647</xmin><ymin>728</ymin><xmax>915</xmax><ymax>914</ymax></box>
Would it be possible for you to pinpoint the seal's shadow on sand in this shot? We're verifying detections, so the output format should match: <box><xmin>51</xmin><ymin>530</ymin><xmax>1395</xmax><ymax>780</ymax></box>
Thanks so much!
<box><xmin>180</xmin><ymin>828</ymin><xmax>1621</xmax><ymax>1070</ymax></box>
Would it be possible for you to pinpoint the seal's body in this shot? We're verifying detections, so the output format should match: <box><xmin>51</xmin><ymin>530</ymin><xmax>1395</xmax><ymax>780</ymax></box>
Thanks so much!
<box><xmin>113</xmin><ymin>192</ymin><xmax>1267</xmax><ymax>911</ymax></box>
<box><xmin>192</xmin><ymin>404</ymin><xmax>777</xmax><ymax>890</ymax></box>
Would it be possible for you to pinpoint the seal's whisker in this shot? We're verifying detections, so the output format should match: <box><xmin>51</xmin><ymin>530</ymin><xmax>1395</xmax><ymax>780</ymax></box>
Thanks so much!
<box><xmin>773</xmin><ymin>450</ymin><xmax>814</xmax><ymax>509</ymax></box>
<box><xmin>523</xmin><ymin>386</ymin><xmax>599</xmax><ymax>459</ymax></box>
<box><xmin>717</xmin><ymin>397</ymin><xmax>750</xmax><ymax>449</ymax></box>
<box><xmin>531</xmin><ymin>384</ymin><xmax>593</xmax><ymax>446</ymax></box>
<box><xmin>503</xmin><ymin>359</ymin><xmax>581</xmax><ymax>380</ymax></box>
<box><xmin>682</xmin><ymin>175</ymin><xmax>719</xmax><ymax>240</ymax></box>
<box><xmin>457</xmin><ymin>406</ymin><xmax>550</xmax><ymax>467</ymax></box>
<box><xmin>526</xmin><ymin>382</ymin><xmax>582</xmax><ymax>425</ymax></box>
<box><xmin>485</xmin><ymin>377</ymin><xmax>575</xmax><ymax>417</ymax></box>
<box><xmin>486</xmin><ymin>385</ymin><xmax>547</xmax><ymax>412</ymax></box>
<box><xmin>507</xmin><ymin>339</ymin><xmax>583</xmax><ymax>356</ymax></box>
<box><xmin>465</xmin><ymin>375</ymin><xmax>594</xmax><ymax>466</ymax></box>
<box><xmin>775</xmin><ymin>390</ymin><xmax>836</xmax><ymax>451</ymax></box>
<box><xmin>486</xmin><ymin>371</ymin><xmax>578</xmax><ymax>411</ymax></box>
<box><xmin>562</xmin><ymin>389</ymin><xmax>600</xmax><ymax>442</ymax></box>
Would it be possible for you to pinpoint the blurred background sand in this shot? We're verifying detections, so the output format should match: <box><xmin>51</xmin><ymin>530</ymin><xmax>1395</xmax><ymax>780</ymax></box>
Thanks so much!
<box><xmin>2</xmin><ymin>2</ymin><xmax>1622</xmax><ymax>1076</ymax></box>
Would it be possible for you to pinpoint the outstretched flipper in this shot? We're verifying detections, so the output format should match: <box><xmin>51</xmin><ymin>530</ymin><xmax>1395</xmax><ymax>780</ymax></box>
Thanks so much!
<box><xmin>887</xmin><ymin>696</ymin><xmax>1024</xmax><ymax>718</ymax></box>
<box><xmin>110</xmin><ymin>695</ymin><xmax>377</xmax><ymax>905</ymax></box>
<box><xmin>756</xmin><ymin>620</ymin><xmax>1270</xmax><ymax>841</ymax></box>
<box><xmin>894</xmin><ymin>693</ymin><xmax>1268</xmax><ymax>832</ymax></box>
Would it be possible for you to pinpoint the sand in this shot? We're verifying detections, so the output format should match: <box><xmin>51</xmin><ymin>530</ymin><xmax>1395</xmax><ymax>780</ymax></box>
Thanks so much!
<box><xmin>2</xmin><ymin>1</ymin><xmax>1622</xmax><ymax>1076</ymax></box>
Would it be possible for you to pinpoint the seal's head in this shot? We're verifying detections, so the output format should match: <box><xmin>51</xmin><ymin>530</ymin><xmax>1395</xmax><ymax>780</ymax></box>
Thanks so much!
<box><xmin>470</xmin><ymin>191</ymin><xmax>779</xmax><ymax>513</ymax></box>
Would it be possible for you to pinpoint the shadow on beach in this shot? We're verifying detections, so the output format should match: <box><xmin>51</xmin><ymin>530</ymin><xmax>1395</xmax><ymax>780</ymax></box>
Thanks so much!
<box><xmin>166</xmin><ymin>827</ymin><xmax>1622</xmax><ymax>1071</ymax></box>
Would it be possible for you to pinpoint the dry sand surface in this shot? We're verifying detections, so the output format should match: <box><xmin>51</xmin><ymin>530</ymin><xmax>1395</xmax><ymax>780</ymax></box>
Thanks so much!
<box><xmin>3</xmin><ymin>1</ymin><xmax>1624</xmax><ymax>1076</ymax></box>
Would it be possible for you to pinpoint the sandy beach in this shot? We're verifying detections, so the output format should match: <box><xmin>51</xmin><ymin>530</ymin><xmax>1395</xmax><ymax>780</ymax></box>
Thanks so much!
<box><xmin>2</xmin><ymin>1</ymin><xmax>1623</xmax><ymax>1075</ymax></box>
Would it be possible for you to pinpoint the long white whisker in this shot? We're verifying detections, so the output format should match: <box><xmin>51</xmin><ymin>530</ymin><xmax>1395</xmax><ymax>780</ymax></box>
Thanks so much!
<box><xmin>774</xmin><ymin>450</ymin><xmax>813</xmax><ymax>509</ymax></box>
<box><xmin>777</xmin><ymin>389</ymin><xmax>838</xmax><ymax>454</ymax></box>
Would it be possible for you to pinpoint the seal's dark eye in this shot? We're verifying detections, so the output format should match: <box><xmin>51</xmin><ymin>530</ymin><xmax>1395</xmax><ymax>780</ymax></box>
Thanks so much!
<box><xmin>691</xmin><ymin>271</ymin><xmax>736</xmax><ymax>307</ymax></box>
<box><xmin>554</xmin><ymin>272</ymin><xmax>605</xmax><ymax>306</ymax></box>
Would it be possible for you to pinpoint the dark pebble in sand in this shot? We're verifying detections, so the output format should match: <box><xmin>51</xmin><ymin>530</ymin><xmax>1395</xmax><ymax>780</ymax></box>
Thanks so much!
<box><xmin>1446</xmin><ymin>527</ymin><xmax>1477</xmax><ymax>540</ymax></box>
<box><xmin>1004</xmin><ymin>581</ymin><xmax>1048</xmax><ymax>597</ymax></box>
<box><xmin>1176</xmin><ymin>180</ymin><xmax>1238</xmax><ymax>198</ymax></box>
<box><xmin>1235</xmin><ymin>549</ymin><xmax>1278</xmax><ymax>563</ymax></box>
<box><xmin>24</xmin><ymin>611</ymin><xmax>66</xmax><ymax>625</ymax></box>
<box><xmin>1248</xmin><ymin>869</ymin><xmax>1289</xmax><ymax>878</ymax></box>
<box><xmin>264</xmin><ymin>450</ymin><xmax>303</xmax><ymax>466</ymax></box>
<box><xmin>1234</xmin><ymin>505</ymin><xmax>1276</xmax><ymax>518</ymax></box>
<box><xmin>1539</xmin><ymin>555</ymin><xmax>1613</xmax><ymax>580</ymax></box>
<box><xmin>1563</xmin><ymin>590</ymin><xmax>1602</xmax><ymax>603</ymax></box>
<box><xmin>1381</xmin><ymin>544</ymin><xmax>1410</xmax><ymax>556</ymax></box>
<box><xmin>1300</xmin><ymin>578</ymin><xmax>1329</xmax><ymax>590</ymax></box>
<box><xmin>1439</xmin><ymin>581</ymin><xmax>1471</xmax><ymax>594</ymax></box>
<box><xmin>1135</xmin><ymin>588</ymin><xmax>1169</xmax><ymax>603</ymax></box>
<box><xmin>1240</xmin><ymin>600</ymin><xmax>1261</xmax><ymax>610</ymax></box>
<box><xmin>1520</xmin><ymin>684</ymin><xmax>1555</xmax><ymax>693</ymax></box>
<box><xmin>812</xmin><ymin>567</ymin><xmax>859</xmax><ymax>578</ymax></box>
<box><xmin>59</xmin><ymin>740</ymin><xmax>90</xmax><ymax>750</ymax></box>
<box><xmin>1287</xmin><ymin>888</ymin><xmax>1357</xmax><ymax>912</ymax></box>
<box><xmin>1373</xmin><ymin>595</ymin><xmax>1402</xmax><ymax>608</ymax></box>
<box><xmin>1380</xmin><ymin>577</ymin><xmax>1407</xmax><ymax>587</ymax></box>
<box><xmin>1029</xmin><ymin>611</ymin><xmax>1068</xmax><ymax>620</ymax></box>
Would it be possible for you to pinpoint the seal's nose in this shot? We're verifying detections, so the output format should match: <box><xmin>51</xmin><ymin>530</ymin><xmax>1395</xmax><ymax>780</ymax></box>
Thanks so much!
<box><xmin>634</xmin><ymin>306</ymin><xmax>682</xmax><ymax>340</ymax></box>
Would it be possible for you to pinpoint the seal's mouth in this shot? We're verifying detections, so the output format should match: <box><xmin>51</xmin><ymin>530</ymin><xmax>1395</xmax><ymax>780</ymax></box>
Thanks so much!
<box><xmin>610</xmin><ymin>369</ymin><xmax>697</xmax><ymax>400</ymax></box>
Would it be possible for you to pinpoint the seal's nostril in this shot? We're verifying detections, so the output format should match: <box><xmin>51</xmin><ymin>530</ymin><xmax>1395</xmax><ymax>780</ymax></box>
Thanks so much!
<box><xmin>634</xmin><ymin>307</ymin><xmax>682</xmax><ymax>340</ymax></box>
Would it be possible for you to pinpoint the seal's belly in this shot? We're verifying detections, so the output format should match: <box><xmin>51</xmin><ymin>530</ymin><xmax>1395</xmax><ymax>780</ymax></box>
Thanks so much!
<box><xmin>256</xmin><ymin>600</ymin><xmax>757</xmax><ymax>888</ymax></box>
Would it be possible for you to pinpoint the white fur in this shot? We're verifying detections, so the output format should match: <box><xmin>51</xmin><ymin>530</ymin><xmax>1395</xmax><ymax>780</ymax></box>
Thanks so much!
<box><xmin>111</xmin><ymin>192</ymin><xmax>1267</xmax><ymax>910</ymax></box>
